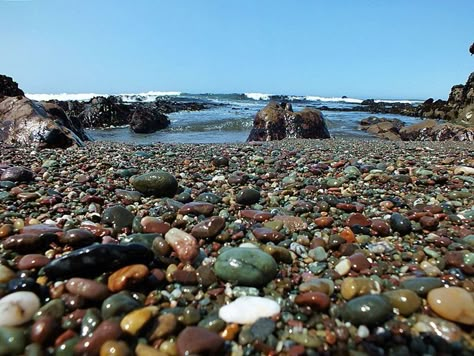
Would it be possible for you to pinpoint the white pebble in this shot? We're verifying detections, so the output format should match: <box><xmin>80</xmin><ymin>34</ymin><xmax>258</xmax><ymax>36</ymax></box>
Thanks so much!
<box><xmin>239</xmin><ymin>242</ymin><xmax>259</xmax><ymax>249</ymax></box>
<box><xmin>334</xmin><ymin>258</ymin><xmax>351</xmax><ymax>276</ymax></box>
<box><xmin>357</xmin><ymin>325</ymin><xmax>370</xmax><ymax>338</ymax></box>
<box><xmin>219</xmin><ymin>296</ymin><xmax>280</xmax><ymax>324</ymax></box>
<box><xmin>0</xmin><ymin>291</ymin><xmax>41</xmax><ymax>326</ymax></box>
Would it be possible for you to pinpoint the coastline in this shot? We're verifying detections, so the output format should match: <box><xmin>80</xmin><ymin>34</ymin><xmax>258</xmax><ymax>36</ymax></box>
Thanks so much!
<box><xmin>0</xmin><ymin>138</ymin><xmax>473</xmax><ymax>354</ymax></box>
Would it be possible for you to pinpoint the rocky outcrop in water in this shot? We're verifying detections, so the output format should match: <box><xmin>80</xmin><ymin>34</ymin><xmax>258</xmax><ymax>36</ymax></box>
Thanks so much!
<box><xmin>247</xmin><ymin>102</ymin><xmax>330</xmax><ymax>141</ymax></box>
<box><xmin>129</xmin><ymin>107</ymin><xmax>171</xmax><ymax>133</ymax></box>
<box><xmin>0</xmin><ymin>96</ymin><xmax>87</xmax><ymax>148</ymax></box>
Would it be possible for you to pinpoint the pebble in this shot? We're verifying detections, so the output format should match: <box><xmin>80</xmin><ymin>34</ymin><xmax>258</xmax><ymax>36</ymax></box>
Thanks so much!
<box><xmin>164</xmin><ymin>228</ymin><xmax>199</xmax><ymax>264</ymax></box>
<box><xmin>347</xmin><ymin>252</ymin><xmax>371</xmax><ymax>272</ymax></box>
<box><xmin>427</xmin><ymin>287</ymin><xmax>474</xmax><ymax>325</ymax></box>
<box><xmin>190</xmin><ymin>216</ymin><xmax>225</xmax><ymax>239</ymax></box>
<box><xmin>340</xmin><ymin>277</ymin><xmax>381</xmax><ymax>300</ymax></box>
<box><xmin>100</xmin><ymin>340</ymin><xmax>131</xmax><ymax>356</ymax></box>
<box><xmin>0</xmin><ymin>264</ymin><xmax>16</xmax><ymax>283</ymax></box>
<box><xmin>314</xmin><ymin>216</ymin><xmax>334</xmax><ymax>228</ymax></box>
<box><xmin>176</xmin><ymin>326</ymin><xmax>225</xmax><ymax>356</ymax></box>
<box><xmin>59</xmin><ymin>228</ymin><xmax>97</xmax><ymax>247</ymax></box>
<box><xmin>383</xmin><ymin>289</ymin><xmax>421</xmax><ymax>316</ymax></box>
<box><xmin>236</xmin><ymin>188</ymin><xmax>260</xmax><ymax>205</ymax></box>
<box><xmin>214</xmin><ymin>247</ymin><xmax>278</xmax><ymax>287</ymax></box>
<box><xmin>66</xmin><ymin>277</ymin><xmax>109</xmax><ymax>300</ymax></box>
<box><xmin>294</xmin><ymin>292</ymin><xmax>330</xmax><ymax>310</ymax></box>
<box><xmin>299</xmin><ymin>278</ymin><xmax>334</xmax><ymax>295</ymax></box>
<box><xmin>102</xmin><ymin>205</ymin><xmax>135</xmax><ymax>234</ymax></box>
<box><xmin>0</xmin><ymin>291</ymin><xmax>41</xmax><ymax>326</ymax></box>
<box><xmin>334</xmin><ymin>258</ymin><xmax>351</xmax><ymax>276</ymax></box>
<box><xmin>150</xmin><ymin>313</ymin><xmax>177</xmax><ymax>339</ymax></box>
<box><xmin>108</xmin><ymin>264</ymin><xmax>149</xmax><ymax>292</ymax></box>
<box><xmin>0</xmin><ymin>326</ymin><xmax>26</xmax><ymax>355</ymax></box>
<box><xmin>252</xmin><ymin>227</ymin><xmax>284</xmax><ymax>242</ymax></box>
<box><xmin>140</xmin><ymin>217</ymin><xmax>170</xmax><ymax>234</ymax></box>
<box><xmin>413</xmin><ymin>314</ymin><xmax>463</xmax><ymax>343</ymax></box>
<box><xmin>400</xmin><ymin>277</ymin><xmax>443</xmax><ymax>296</ymax></box>
<box><xmin>219</xmin><ymin>296</ymin><xmax>280</xmax><ymax>324</ymax></box>
<box><xmin>135</xmin><ymin>343</ymin><xmax>166</xmax><ymax>356</ymax></box>
<box><xmin>120</xmin><ymin>306</ymin><xmax>159</xmax><ymax>335</ymax></box>
<box><xmin>130</xmin><ymin>171</ymin><xmax>178</xmax><ymax>197</ymax></box>
<box><xmin>390</xmin><ymin>212</ymin><xmax>412</xmax><ymax>235</ymax></box>
<box><xmin>0</xmin><ymin>166</ymin><xmax>34</xmax><ymax>182</ymax></box>
<box><xmin>178</xmin><ymin>202</ymin><xmax>214</xmax><ymax>216</ymax></box>
<box><xmin>74</xmin><ymin>320</ymin><xmax>123</xmax><ymax>355</ymax></box>
<box><xmin>342</xmin><ymin>294</ymin><xmax>392</xmax><ymax>326</ymax></box>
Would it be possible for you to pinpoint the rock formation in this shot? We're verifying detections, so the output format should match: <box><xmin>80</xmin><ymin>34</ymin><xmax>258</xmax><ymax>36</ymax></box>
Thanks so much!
<box><xmin>0</xmin><ymin>74</ymin><xmax>24</xmax><ymax>98</ymax></box>
<box><xmin>247</xmin><ymin>102</ymin><xmax>330</xmax><ymax>141</ymax></box>
<box><xmin>129</xmin><ymin>106</ymin><xmax>171</xmax><ymax>133</ymax></box>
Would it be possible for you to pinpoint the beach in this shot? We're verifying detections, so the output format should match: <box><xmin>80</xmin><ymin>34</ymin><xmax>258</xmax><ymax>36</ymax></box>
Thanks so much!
<box><xmin>0</xmin><ymin>137</ymin><xmax>473</xmax><ymax>355</ymax></box>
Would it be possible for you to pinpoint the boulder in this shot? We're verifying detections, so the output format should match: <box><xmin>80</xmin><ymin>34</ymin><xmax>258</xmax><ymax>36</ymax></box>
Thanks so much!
<box><xmin>399</xmin><ymin>119</ymin><xmax>474</xmax><ymax>141</ymax></box>
<box><xmin>360</xmin><ymin>117</ymin><xmax>404</xmax><ymax>131</ymax></box>
<box><xmin>0</xmin><ymin>74</ymin><xmax>24</xmax><ymax>98</ymax></box>
<box><xmin>366</xmin><ymin>121</ymin><xmax>402</xmax><ymax>141</ymax></box>
<box><xmin>0</xmin><ymin>96</ymin><xmax>86</xmax><ymax>148</ymax></box>
<box><xmin>247</xmin><ymin>102</ymin><xmax>330</xmax><ymax>142</ymax></box>
<box><xmin>129</xmin><ymin>106</ymin><xmax>170</xmax><ymax>133</ymax></box>
<box><xmin>79</xmin><ymin>96</ymin><xmax>131</xmax><ymax>128</ymax></box>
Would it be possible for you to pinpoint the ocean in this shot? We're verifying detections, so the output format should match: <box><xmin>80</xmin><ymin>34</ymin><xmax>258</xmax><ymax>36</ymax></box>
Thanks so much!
<box><xmin>26</xmin><ymin>92</ymin><xmax>424</xmax><ymax>144</ymax></box>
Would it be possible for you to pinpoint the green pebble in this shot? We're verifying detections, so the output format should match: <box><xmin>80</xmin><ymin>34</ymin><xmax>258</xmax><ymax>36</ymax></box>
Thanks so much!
<box><xmin>130</xmin><ymin>171</ymin><xmax>178</xmax><ymax>197</ymax></box>
<box><xmin>288</xmin><ymin>332</ymin><xmax>322</xmax><ymax>348</ymax></box>
<box><xmin>0</xmin><ymin>326</ymin><xmax>26</xmax><ymax>356</ymax></box>
<box><xmin>34</xmin><ymin>299</ymin><xmax>65</xmax><ymax>321</ymax></box>
<box><xmin>101</xmin><ymin>293</ymin><xmax>141</xmax><ymax>320</ymax></box>
<box><xmin>464</xmin><ymin>252</ymin><xmax>474</xmax><ymax>266</ymax></box>
<box><xmin>400</xmin><ymin>277</ymin><xmax>443</xmax><ymax>296</ymax></box>
<box><xmin>55</xmin><ymin>336</ymin><xmax>79</xmax><ymax>356</ymax></box>
<box><xmin>342</xmin><ymin>295</ymin><xmax>392</xmax><ymax>325</ymax></box>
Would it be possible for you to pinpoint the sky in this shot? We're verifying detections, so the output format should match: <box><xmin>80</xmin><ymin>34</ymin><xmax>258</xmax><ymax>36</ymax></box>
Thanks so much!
<box><xmin>0</xmin><ymin>0</ymin><xmax>473</xmax><ymax>99</ymax></box>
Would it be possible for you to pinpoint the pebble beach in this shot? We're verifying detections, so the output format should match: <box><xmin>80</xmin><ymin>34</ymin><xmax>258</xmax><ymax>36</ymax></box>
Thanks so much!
<box><xmin>0</xmin><ymin>138</ymin><xmax>473</xmax><ymax>355</ymax></box>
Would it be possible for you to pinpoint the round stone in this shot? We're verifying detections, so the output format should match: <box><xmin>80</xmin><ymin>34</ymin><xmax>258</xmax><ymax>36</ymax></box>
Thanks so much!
<box><xmin>390</xmin><ymin>213</ymin><xmax>412</xmax><ymax>236</ymax></box>
<box><xmin>427</xmin><ymin>287</ymin><xmax>474</xmax><ymax>325</ymax></box>
<box><xmin>218</xmin><ymin>296</ymin><xmax>280</xmax><ymax>324</ymax></box>
<box><xmin>120</xmin><ymin>306</ymin><xmax>159</xmax><ymax>335</ymax></box>
<box><xmin>0</xmin><ymin>291</ymin><xmax>41</xmax><ymax>326</ymax></box>
<box><xmin>236</xmin><ymin>188</ymin><xmax>260</xmax><ymax>205</ymax></box>
<box><xmin>176</xmin><ymin>326</ymin><xmax>225</xmax><ymax>356</ymax></box>
<box><xmin>214</xmin><ymin>247</ymin><xmax>278</xmax><ymax>287</ymax></box>
<box><xmin>130</xmin><ymin>171</ymin><xmax>178</xmax><ymax>197</ymax></box>
<box><xmin>383</xmin><ymin>289</ymin><xmax>421</xmax><ymax>316</ymax></box>
<box><xmin>342</xmin><ymin>295</ymin><xmax>392</xmax><ymax>325</ymax></box>
<box><xmin>400</xmin><ymin>277</ymin><xmax>443</xmax><ymax>296</ymax></box>
<box><xmin>294</xmin><ymin>292</ymin><xmax>330</xmax><ymax>310</ymax></box>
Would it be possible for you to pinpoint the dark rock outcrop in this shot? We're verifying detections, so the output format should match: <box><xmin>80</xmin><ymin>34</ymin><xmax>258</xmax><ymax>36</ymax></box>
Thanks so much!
<box><xmin>359</xmin><ymin>117</ymin><xmax>404</xmax><ymax>131</ymax></box>
<box><xmin>0</xmin><ymin>74</ymin><xmax>24</xmax><ymax>98</ymax></box>
<box><xmin>78</xmin><ymin>96</ymin><xmax>131</xmax><ymax>128</ymax></box>
<box><xmin>129</xmin><ymin>107</ymin><xmax>170</xmax><ymax>133</ymax></box>
<box><xmin>155</xmin><ymin>99</ymin><xmax>210</xmax><ymax>114</ymax></box>
<box><xmin>0</xmin><ymin>96</ymin><xmax>86</xmax><ymax>148</ymax></box>
<box><xmin>247</xmin><ymin>102</ymin><xmax>330</xmax><ymax>142</ymax></box>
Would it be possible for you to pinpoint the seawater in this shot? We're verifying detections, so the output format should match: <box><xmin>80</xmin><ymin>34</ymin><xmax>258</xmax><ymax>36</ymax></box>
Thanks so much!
<box><xmin>26</xmin><ymin>92</ymin><xmax>424</xmax><ymax>144</ymax></box>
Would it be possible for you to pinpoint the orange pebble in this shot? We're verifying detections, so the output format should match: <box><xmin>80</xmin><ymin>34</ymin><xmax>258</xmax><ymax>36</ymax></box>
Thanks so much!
<box><xmin>340</xmin><ymin>227</ymin><xmax>355</xmax><ymax>242</ymax></box>
<box><xmin>220</xmin><ymin>323</ymin><xmax>240</xmax><ymax>341</ymax></box>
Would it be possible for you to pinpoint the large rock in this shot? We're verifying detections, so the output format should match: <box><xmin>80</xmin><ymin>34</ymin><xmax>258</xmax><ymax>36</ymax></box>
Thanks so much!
<box><xmin>0</xmin><ymin>75</ymin><xmax>24</xmax><ymax>98</ymax></box>
<box><xmin>400</xmin><ymin>120</ymin><xmax>474</xmax><ymax>141</ymax></box>
<box><xmin>129</xmin><ymin>106</ymin><xmax>170</xmax><ymax>133</ymax></box>
<box><xmin>79</xmin><ymin>96</ymin><xmax>131</xmax><ymax>128</ymax></box>
<box><xmin>247</xmin><ymin>102</ymin><xmax>330</xmax><ymax>141</ymax></box>
<box><xmin>0</xmin><ymin>96</ymin><xmax>86</xmax><ymax>148</ymax></box>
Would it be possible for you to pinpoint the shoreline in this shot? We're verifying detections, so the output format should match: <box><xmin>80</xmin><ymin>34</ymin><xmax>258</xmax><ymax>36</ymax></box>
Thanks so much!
<box><xmin>0</xmin><ymin>138</ymin><xmax>473</xmax><ymax>354</ymax></box>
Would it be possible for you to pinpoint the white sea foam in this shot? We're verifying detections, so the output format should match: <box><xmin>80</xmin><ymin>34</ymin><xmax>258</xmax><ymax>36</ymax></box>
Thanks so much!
<box><xmin>26</xmin><ymin>91</ymin><xmax>182</xmax><ymax>103</ymax></box>
<box><xmin>374</xmin><ymin>99</ymin><xmax>422</xmax><ymax>104</ymax></box>
<box><xmin>304</xmin><ymin>96</ymin><xmax>364</xmax><ymax>104</ymax></box>
<box><xmin>244</xmin><ymin>92</ymin><xmax>272</xmax><ymax>100</ymax></box>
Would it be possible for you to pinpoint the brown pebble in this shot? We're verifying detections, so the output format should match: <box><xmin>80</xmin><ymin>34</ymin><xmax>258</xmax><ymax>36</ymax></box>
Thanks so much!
<box><xmin>164</xmin><ymin>228</ymin><xmax>199</xmax><ymax>264</ymax></box>
<box><xmin>196</xmin><ymin>265</ymin><xmax>217</xmax><ymax>287</ymax></box>
<box><xmin>54</xmin><ymin>329</ymin><xmax>78</xmax><ymax>348</ymax></box>
<box><xmin>150</xmin><ymin>313</ymin><xmax>178</xmax><ymax>340</ymax></box>
<box><xmin>176</xmin><ymin>326</ymin><xmax>225</xmax><ymax>356</ymax></box>
<box><xmin>31</xmin><ymin>315</ymin><xmax>60</xmax><ymax>345</ymax></box>
<box><xmin>419</xmin><ymin>216</ymin><xmax>439</xmax><ymax>231</ymax></box>
<box><xmin>240</xmin><ymin>209</ymin><xmax>272</xmax><ymax>222</ymax></box>
<box><xmin>294</xmin><ymin>292</ymin><xmax>330</xmax><ymax>310</ymax></box>
<box><xmin>59</xmin><ymin>228</ymin><xmax>97</xmax><ymax>247</ymax></box>
<box><xmin>0</xmin><ymin>224</ymin><xmax>14</xmax><ymax>238</ymax></box>
<box><xmin>66</xmin><ymin>278</ymin><xmax>109</xmax><ymax>301</ymax></box>
<box><xmin>141</xmin><ymin>217</ymin><xmax>171</xmax><ymax>234</ymax></box>
<box><xmin>348</xmin><ymin>252</ymin><xmax>371</xmax><ymax>272</ymax></box>
<box><xmin>100</xmin><ymin>340</ymin><xmax>131</xmax><ymax>356</ymax></box>
<box><xmin>178</xmin><ymin>202</ymin><xmax>214</xmax><ymax>216</ymax></box>
<box><xmin>314</xmin><ymin>216</ymin><xmax>334</xmax><ymax>228</ymax></box>
<box><xmin>61</xmin><ymin>293</ymin><xmax>85</xmax><ymax>310</ymax></box>
<box><xmin>370</xmin><ymin>219</ymin><xmax>391</xmax><ymax>236</ymax></box>
<box><xmin>17</xmin><ymin>254</ymin><xmax>50</xmax><ymax>270</ymax></box>
<box><xmin>220</xmin><ymin>323</ymin><xmax>240</xmax><ymax>341</ymax></box>
<box><xmin>135</xmin><ymin>343</ymin><xmax>167</xmax><ymax>356</ymax></box>
<box><xmin>346</xmin><ymin>213</ymin><xmax>370</xmax><ymax>227</ymax></box>
<box><xmin>252</xmin><ymin>227</ymin><xmax>284</xmax><ymax>242</ymax></box>
<box><xmin>74</xmin><ymin>320</ymin><xmax>123</xmax><ymax>355</ymax></box>
<box><xmin>191</xmin><ymin>216</ymin><xmax>226</xmax><ymax>239</ymax></box>
<box><xmin>172</xmin><ymin>269</ymin><xmax>198</xmax><ymax>285</ymax></box>
<box><xmin>108</xmin><ymin>264</ymin><xmax>149</xmax><ymax>292</ymax></box>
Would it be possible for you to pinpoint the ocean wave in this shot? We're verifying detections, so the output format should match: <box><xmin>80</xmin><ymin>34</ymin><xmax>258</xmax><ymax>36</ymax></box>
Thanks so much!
<box><xmin>244</xmin><ymin>92</ymin><xmax>273</xmax><ymax>101</ymax></box>
<box><xmin>26</xmin><ymin>93</ymin><xmax>108</xmax><ymax>102</ymax></box>
<box><xmin>26</xmin><ymin>91</ymin><xmax>182</xmax><ymax>103</ymax></box>
<box><xmin>167</xmin><ymin>117</ymin><xmax>253</xmax><ymax>132</ymax></box>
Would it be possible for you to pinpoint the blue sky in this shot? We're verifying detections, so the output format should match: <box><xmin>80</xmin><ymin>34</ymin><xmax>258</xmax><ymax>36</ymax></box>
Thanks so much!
<box><xmin>1</xmin><ymin>0</ymin><xmax>473</xmax><ymax>99</ymax></box>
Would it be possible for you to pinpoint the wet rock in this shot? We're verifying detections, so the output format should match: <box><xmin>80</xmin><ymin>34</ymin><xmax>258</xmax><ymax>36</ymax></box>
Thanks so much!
<box><xmin>236</xmin><ymin>188</ymin><xmax>260</xmax><ymax>205</ymax></box>
<box><xmin>102</xmin><ymin>205</ymin><xmax>135</xmax><ymax>234</ymax></box>
<box><xmin>341</xmin><ymin>295</ymin><xmax>392</xmax><ymax>325</ymax></box>
<box><xmin>383</xmin><ymin>289</ymin><xmax>421</xmax><ymax>316</ymax></box>
<box><xmin>294</xmin><ymin>292</ymin><xmax>330</xmax><ymax>310</ymax></box>
<box><xmin>130</xmin><ymin>171</ymin><xmax>178</xmax><ymax>197</ymax></box>
<box><xmin>178</xmin><ymin>202</ymin><xmax>214</xmax><ymax>216</ymax></box>
<box><xmin>176</xmin><ymin>326</ymin><xmax>225</xmax><ymax>356</ymax></box>
<box><xmin>0</xmin><ymin>166</ymin><xmax>34</xmax><ymax>182</ymax></box>
<box><xmin>74</xmin><ymin>319</ymin><xmax>122</xmax><ymax>355</ymax></box>
<box><xmin>400</xmin><ymin>277</ymin><xmax>443</xmax><ymax>296</ymax></box>
<box><xmin>17</xmin><ymin>254</ymin><xmax>50</xmax><ymax>270</ymax></box>
<box><xmin>214</xmin><ymin>247</ymin><xmax>278</xmax><ymax>287</ymax></box>
<box><xmin>0</xmin><ymin>326</ymin><xmax>26</xmax><ymax>355</ymax></box>
<box><xmin>390</xmin><ymin>212</ymin><xmax>412</xmax><ymax>235</ymax></box>
<box><xmin>59</xmin><ymin>228</ymin><xmax>97</xmax><ymax>247</ymax></box>
<box><xmin>252</xmin><ymin>227</ymin><xmax>284</xmax><ymax>242</ymax></box>
<box><xmin>120</xmin><ymin>306</ymin><xmax>158</xmax><ymax>335</ymax></box>
<box><xmin>340</xmin><ymin>277</ymin><xmax>381</xmax><ymax>300</ymax></box>
<box><xmin>65</xmin><ymin>278</ymin><xmax>109</xmax><ymax>301</ymax></box>
<box><xmin>0</xmin><ymin>291</ymin><xmax>40</xmax><ymax>326</ymax></box>
<box><xmin>164</xmin><ymin>228</ymin><xmax>199</xmax><ymax>264</ymax></box>
<box><xmin>150</xmin><ymin>313</ymin><xmax>178</xmax><ymax>340</ymax></box>
<box><xmin>108</xmin><ymin>264</ymin><xmax>149</xmax><ymax>292</ymax></box>
<box><xmin>43</xmin><ymin>243</ymin><xmax>154</xmax><ymax>280</ymax></box>
<box><xmin>191</xmin><ymin>216</ymin><xmax>225</xmax><ymax>239</ymax></box>
<box><xmin>101</xmin><ymin>293</ymin><xmax>141</xmax><ymax>320</ymax></box>
<box><xmin>427</xmin><ymin>287</ymin><xmax>474</xmax><ymax>325</ymax></box>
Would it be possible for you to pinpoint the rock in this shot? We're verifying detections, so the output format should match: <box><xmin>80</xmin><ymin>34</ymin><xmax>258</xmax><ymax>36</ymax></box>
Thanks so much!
<box><xmin>0</xmin><ymin>326</ymin><xmax>26</xmax><ymax>356</ymax></box>
<box><xmin>236</xmin><ymin>188</ymin><xmax>260</xmax><ymax>205</ymax></box>
<box><xmin>107</xmin><ymin>264</ymin><xmax>149</xmax><ymax>292</ymax></box>
<box><xmin>130</xmin><ymin>171</ymin><xmax>178</xmax><ymax>197</ymax></box>
<box><xmin>400</xmin><ymin>277</ymin><xmax>443</xmax><ymax>296</ymax></box>
<box><xmin>0</xmin><ymin>291</ymin><xmax>41</xmax><ymax>326</ymax></box>
<box><xmin>0</xmin><ymin>74</ymin><xmax>24</xmax><ymax>98</ymax></box>
<box><xmin>0</xmin><ymin>96</ymin><xmax>86</xmax><ymax>148</ymax></box>
<box><xmin>30</xmin><ymin>315</ymin><xmax>60</xmax><ymax>345</ymax></box>
<box><xmin>383</xmin><ymin>289</ymin><xmax>421</xmax><ymax>316</ymax></box>
<box><xmin>214</xmin><ymin>247</ymin><xmax>278</xmax><ymax>287</ymax></box>
<box><xmin>390</xmin><ymin>212</ymin><xmax>412</xmax><ymax>235</ymax></box>
<box><xmin>340</xmin><ymin>277</ymin><xmax>381</xmax><ymax>300</ymax></box>
<box><xmin>218</xmin><ymin>296</ymin><xmax>280</xmax><ymax>324</ymax></box>
<box><xmin>101</xmin><ymin>205</ymin><xmax>135</xmax><ymax>234</ymax></box>
<box><xmin>129</xmin><ymin>106</ymin><xmax>170</xmax><ymax>133</ymax></box>
<box><xmin>120</xmin><ymin>306</ymin><xmax>159</xmax><ymax>335</ymax></box>
<box><xmin>150</xmin><ymin>313</ymin><xmax>178</xmax><ymax>339</ymax></box>
<box><xmin>366</xmin><ymin>121</ymin><xmax>402</xmax><ymax>140</ymax></box>
<box><xmin>0</xmin><ymin>166</ymin><xmax>34</xmax><ymax>182</ymax></box>
<box><xmin>252</xmin><ymin>227</ymin><xmax>284</xmax><ymax>243</ymax></box>
<box><xmin>43</xmin><ymin>243</ymin><xmax>154</xmax><ymax>280</ymax></box>
<box><xmin>400</xmin><ymin>120</ymin><xmax>474</xmax><ymax>141</ymax></box>
<box><xmin>178</xmin><ymin>202</ymin><xmax>214</xmax><ymax>216</ymax></box>
<box><xmin>427</xmin><ymin>287</ymin><xmax>474</xmax><ymax>325</ymax></box>
<box><xmin>359</xmin><ymin>116</ymin><xmax>404</xmax><ymax>131</ymax></box>
<box><xmin>176</xmin><ymin>326</ymin><xmax>225</xmax><ymax>356</ymax></box>
<box><xmin>65</xmin><ymin>278</ymin><xmax>109</xmax><ymax>301</ymax></box>
<box><xmin>247</xmin><ymin>102</ymin><xmax>330</xmax><ymax>141</ymax></box>
<box><xmin>79</xmin><ymin>96</ymin><xmax>130</xmax><ymax>128</ymax></box>
<box><xmin>164</xmin><ymin>228</ymin><xmax>199</xmax><ymax>264</ymax></box>
<box><xmin>74</xmin><ymin>319</ymin><xmax>123</xmax><ymax>355</ymax></box>
<box><xmin>341</xmin><ymin>295</ymin><xmax>392</xmax><ymax>325</ymax></box>
<box><xmin>101</xmin><ymin>293</ymin><xmax>141</xmax><ymax>320</ymax></box>
<box><xmin>191</xmin><ymin>216</ymin><xmax>225</xmax><ymax>239</ymax></box>
<box><xmin>100</xmin><ymin>341</ymin><xmax>131</xmax><ymax>356</ymax></box>
<box><xmin>58</xmin><ymin>228</ymin><xmax>97</xmax><ymax>247</ymax></box>
<box><xmin>294</xmin><ymin>292</ymin><xmax>330</xmax><ymax>310</ymax></box>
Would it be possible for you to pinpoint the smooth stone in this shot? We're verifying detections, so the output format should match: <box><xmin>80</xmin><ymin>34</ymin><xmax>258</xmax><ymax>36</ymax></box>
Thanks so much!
<box><xmin>288</xmin><ymin>332</ymin><xmax>322</xmax><ymax>348</ymax></box>
<box><xmin>74</xmin><ymin>320</ymin><xmax>122</xmax><ymax>356</ymax></box>
<box><xmin>198</xmin><ymin>315</ymin><xmax>226</xmax><ymax>333</ymax></box>
<box><xmin>17</xmin><ymin>254</ymin><xmax>51</xmax><ymax>270</ymax></box>
<box><xmin>236</xmin><ymin>188</ymin><xmax>260</xmax><ymax>205</ymax></box>
<box><xmin>0</xmin><ymin>291</ymin><xmax>41</xmax><ymax>326</ymax></box>
<box><xmin>140</xmin><ymin>217</ymin><xmax>170</xmax><ymax>234</ymax></box>
<box><xmin>240</xmin><ymin>210</ymin><xmax>272</xmax><ymax>222</ymax></box>
<box><xmin>340</xmin><ymin>277</ymin><xmax>381</xmax><ymax>300</ymax></box>
<box><xmin>54</xmin><ymin>335</ymin><xmax>80</xmax><ymax>356</ymax></box>
<box><xmin>413</xmin><ymin>314</ymin><xmax>463</xmax><ymax>343</ymax></box>
<box><xmin>0</xmin><ymin>326</ymin><xmax>26</xmax><ymax>355</ymax></box>
<box><xmin>342</xmin><ymin>295</ymin><xmax>392</xmax><ymax>325</ymax></box>
<box><xmin>191</xmin><ymin>216</ymin><xmax>225</xmax><ymax>239</ymax></box>
<box><xmin>164</xmin><ymin>228</ymin><xmax>199</xmax><ymax>264</ymax></box>
<box><xmin>80</xmin><ymin>308</ymin><xmax>101</xmax><ymax>337</ymax></box>
<box><xmin>298</xmin><ymin>278</ymin><xmax>334</xmax><ymax>295</ymax></box>
<box><xmin>121</xmin><ymin>233</ymin><xmax>159</xmax><ymax>249</ymax></box>
<box><xmin>390</xmin><ymin>213</ymin><xmax>412</xmax><ymax>235</ymax></box>
<box><xmin>120</xmin><ymin>306</ymin><xmax>158</xmax><ymax>335</ymax></box>
<box><xmin>196</xmin><ymin>192</ymin><xmax>222</xmax><ymax>204</ymax></box>
<box><xmin>427</xmin><ymin>287</ymin><xmax>474</xmax><ymax>325</ymax></box>
<box><xmin>101</xmin><ymin>293</ymin><xmax>141</xmax><ymax>320</ymax></box>
<box><xmin>181</xmin><ymin>306</ymin><xmax>201</xmax><ymax>325</ymax></box>
<box><xmin>314</xmin><ymin>216</ymin><xmax>334</xmax><ymax>228</ymax></box>
<box><xmin>101</xmin><ymin>205</ymin><xmax>135</xmax><ymax>234</ymax></box>
<box><xmin>334</xmin><ymin>258</ymin><xmax>351</xmax><ymax>276</ymax></box>
<box><xmin>196</xmin><ymin>265</ymin><xmax>217</xmax><ymax>287</ymax></box>
<box><xmin>219</xmin><ymin>296</ymin><xmax>280</xmax><ymax>324</ymax></box>
<box><xmin>136</xmin><ymin>343</ymin><xmax>167</xmax><ymax>356</ymax></box>
<box><xmin>214</xmin><ymin>247</ymin><xmax>278</xmax><ymax>287</ymax></box>
<box><xmin>347</xmin><ymin>252</ymin><xmax>371</xmax><ymax>272</ymax></box>
<box><xmin>100</xmin><ymin>340</ymin><xmax>131</xmax><ymax>356</ymax></box>
<box><xmin>294</xmin><ymin>292</ymin><xmax>330</xmax><ymax>310</ymax></box>
<box><xmin>383</xmin><ymin>289</ymin><xmax>421</xmax><ymax>316</ymax></box>
<box><xmin>272</xmin><ymin>215</ymin><xmax>307</xmax><ymax>232</ymax></box>
<box><xmin>400</xmin><ymin>277</ymin><xmax>443</xmax><ymax>296</ymax></box>
<box><xmin>346</xmin><ymin>213</ymin><xmax>370</xmax><ymax>227</ymax></box>
<box><xmin>1</xmin><ymin>233</ymin><xmax>51</xmax><ymax>253</ymax></box>
<box><xmin>130</xmin><ymin>171</ymin><xmax>178</xmax><ymax>197</ymax></box>
<box><xmin>370</xmin><ymin>219</ymin><xmax>391</xmax><ymax>236</ymax></box>
<box><xmin>0</xmin><ymin>265</ymin><xmax>16</xmax><ymax>283</ymax></box>
<box><xmin>59</xmin><ymin>228</ymin><xmax>96</xmax><ymax>247</ymax></box>
<box><xmin>66</xmin><ymin>278</ymin><xmax>109</xmax><ymax>301</ymax></box>
<box><xmin>31</xmin><ymin>315</ymin><xmax>60</xmax><ymax>345</ymax></box>
<box><xmin>115</xmin><ymin>189</ymin><xmax>143</xmax><ymax>202</ymax></box>
<box><xmin>250</xmin><ymin>317</ymin><xmax>275</xmax><ymax>341</ymax></box>
<box><xmin>34</xmin><ymin>299</ymin><xmax>65</xmax><ymax>320</ymax></box>
<box><xmin>419</xmin><ymin>216</ymin><xmax>439</xmax><ymax>231</ymax></box>
<box><xmin>176</xmin><ymin>326</ymin><xmax>225</xmax><ymax>356</ymax></box>
<box><xmin>261</xmin><ymin>245</ymin><xmax>292</xmax><ymax>264</ymax></box>
<box><xmin>252</xmin><ymin>227</ymin><xmax>284</xmax><ymax>242</ymax></box>
<box><xmin>308</xmin><ymin>246</ymin><xmax>327</xmax><ymax>262</ymax></box>
<box><xmin>43</xmin><ymin>243</ymin><xmax>154</xmax><ymax>280</ymax></box>
<box><xmin>0</xmin><ymin>166</ymin><xmax>34</xmax><ymax>182</ymax></box>
<box><xmin>150</xmin><ymin>313</ymin><xmax>177</xmax><ymax>339</ymax></box>
<box><xmin>108</xmin><ymin>264</ymin><xmax>149</xmax><ymax>292</ymax></box>
<box><xmin>178</xmin><ymin>202</ymin><xmax>214</xmax><ymax>216</ymax></box>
